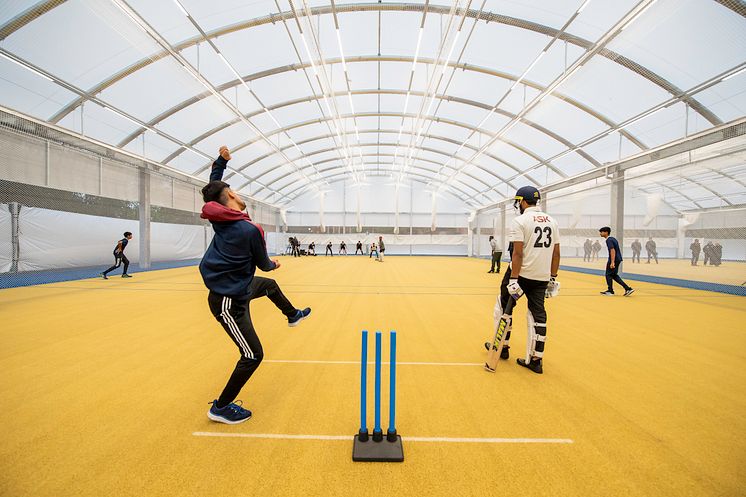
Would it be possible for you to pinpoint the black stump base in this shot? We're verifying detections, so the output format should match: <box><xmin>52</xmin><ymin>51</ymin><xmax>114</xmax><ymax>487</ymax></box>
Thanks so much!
<box><xmin>352</xmin><ymin>431</ymin><xmax>404</xmax><ymax>462</ymax></box>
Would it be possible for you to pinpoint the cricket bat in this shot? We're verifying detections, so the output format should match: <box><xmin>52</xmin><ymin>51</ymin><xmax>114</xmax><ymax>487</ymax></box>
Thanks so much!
<box><xmin>484</xmin><ymin>297</ymin><xmax>516</xmax><ymax>372</ymax></box>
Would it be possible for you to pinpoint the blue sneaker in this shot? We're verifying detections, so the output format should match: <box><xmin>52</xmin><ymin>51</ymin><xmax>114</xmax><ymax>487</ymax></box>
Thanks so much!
<box><xmin>288</xmin><ymin>307</ymin><xmax>311</xmax><ymax>327</ymax></box>
<box><xmin>207</xmin><ymin>400</ymin><xmax>252</xmax><ymax>424</ymax></box>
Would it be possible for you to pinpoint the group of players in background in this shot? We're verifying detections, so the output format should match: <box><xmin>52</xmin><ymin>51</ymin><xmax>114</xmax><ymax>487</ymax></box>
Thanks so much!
<box><xmin>580</xmin><ymin>236</ymin><xmax>723</xmax><ymax>266</ymax></box>
<box><xmin>286</xmin><ymin>236</ymin><xmax>386</xmax><ymax>261</ymax></box>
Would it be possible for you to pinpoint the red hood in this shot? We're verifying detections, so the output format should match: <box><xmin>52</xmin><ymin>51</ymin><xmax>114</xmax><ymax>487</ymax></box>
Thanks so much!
<box><xmin>201</xmin><ymin>201</ymin><xmax>252</xmax><ymax>222</ymax></box>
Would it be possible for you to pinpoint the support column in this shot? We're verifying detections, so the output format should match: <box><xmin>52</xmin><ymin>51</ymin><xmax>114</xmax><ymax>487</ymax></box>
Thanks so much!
<box><xmin>467</xmin><ymin>218</ymin><xmax>473</xmax><ymax>257</ymax></box>
<box><xmin>45</xmin><ymin>141</ymin><xmax>51</xmax><ymax>187</ymax></box>
<box><xmin>342</xmin><ymin>181</ymin><xmax>347</xmax><ymax>235</ymax></box>
<box><xmin>98</xmin><ymin>157</ymin><xmax>103</xmax><ymax>196</ymax></box>
<box><xmin>409</xmin><ymin>180</ymin><xmax>413</xmax><ymax>256</ymax></box>
<box><xmin>475</xmin><ymin>214</ymin><xmax>480</xmax><ymax>257</ymax></box>
<box><xmin>10</xmin><ymin>202</ymin><xmax>20</xmax><ymax>273</ymax></box>
<box><xmin>139</xmin><ymin>167</ymin><xmax>151</xmax><ymax>270</ymax></box>
<box><xmin>676</xmin><ymin>221</ymin><xmax>686</xmax><ymax>259</ymax></box>
<box><xmin>610</xmin><ymin>167</ymin><xmax>625</xmax><ymax>270</ymax></box>
<box><xmin>500</xmin><ymin>205</ymin><xmax>507</xmax><ymax>255</ymax></box>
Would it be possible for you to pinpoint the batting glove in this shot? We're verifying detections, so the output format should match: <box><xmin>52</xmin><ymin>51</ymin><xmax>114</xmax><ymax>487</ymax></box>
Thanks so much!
<box><xmin>507</xmin><ymin>278</ymin><xmax>524</xmax><ymax>300</ymax></box>
<box><xmin>545</xmin><ymin>277</ymin><xmax>560</xmax><ymax>298</ymax></box>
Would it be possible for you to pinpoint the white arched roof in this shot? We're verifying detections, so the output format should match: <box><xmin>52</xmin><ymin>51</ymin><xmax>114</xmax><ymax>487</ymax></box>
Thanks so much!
<box><xmin>0</xmin><ymin>0</ymin><xmax>744</xmax><ymax>209</ymax></box>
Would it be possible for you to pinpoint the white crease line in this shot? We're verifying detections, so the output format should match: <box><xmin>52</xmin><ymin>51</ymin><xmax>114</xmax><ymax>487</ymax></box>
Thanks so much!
<box><xmin>192</xmin><ymin>432</ymin><xmax>573</xmax><ymax>444</ymax></box>
<box><xmin>264</xmin><ymin>360</ymin><xmax>482</xmax><ymax>366</ymax></box>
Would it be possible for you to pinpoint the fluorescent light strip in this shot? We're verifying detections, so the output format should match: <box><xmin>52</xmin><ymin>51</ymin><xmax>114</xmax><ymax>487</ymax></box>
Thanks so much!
<box><xmin>618</xmin><ymin>106</ymin><xmax>665</xmax><ymax>130</ymax></box>
<box><xmin>172</xmin><ymin>0</ymin><xmax>189</xmax><ymax>17</ymax></box>
<box><xmin>554</xmin><ymin>149</ymin><xmax>573</xmax><ymax>160</ymax></box>
<box><xmin>509</xmin><ymin>50</ymin><xmax>547</xmax><ymax>92</ymax></box>
<box><xmin>0</xmin><ymin>52</ymin><xmax>53</xmax><ymax>82</ymax></box>
<box><xmin>723</xmin><ymin>66</ymin><xmax>746</xmax><ymax>82</ymax></box>
<box><xmin>411</xmin><ymin>28</ymin><xmax>424</xmax><ymax>72</ymax></box>
<box><xmin>335</xmin><ymin>30</ymin><xmax>347</xmax><ymax>73</ymax></box>
<box><xmin>300</xmin><ymin>35</ymin><xmax>319</xmax><ymax>76</ymax></box>
<box><xmin>621</xmin><ymin>0</ymin><xmax>657</xmax><ymax>31</ymax></box>
<box><xmin>188</xmin><ymin>148</ymin><xmax>214</xmax><ymax>161</ymax></box>
<box><xmin>502</xmin><ymin>120</ymin><xmax>519</xmax><ymax>135</ymax></box>
<box><xmin>103</xmin><ymin>106</ymin><xmax>145</xmax><ymax>128</ymax></box>
<box><xmin>440</xmin><ymin>30</ymin><xmax>461</xmax><ymax>76</ymax></box>
<box><xmin>577</xmin><ymin>0</ymin><xmax>591</xmax><ymax>14</ymax></box>
<box><xmin>564</xmin><ymin>65</ymin><xmax>582</xmax><ymax>81</ymax></box>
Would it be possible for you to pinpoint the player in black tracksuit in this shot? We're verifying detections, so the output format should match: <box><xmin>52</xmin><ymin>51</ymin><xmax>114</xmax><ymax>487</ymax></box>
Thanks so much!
<box><xmin>100</xmin><ymin>232</ymin><xmax>133</xmax><ymax>279</ymax></box>
<box><xmin>200</xmin><ymin>147</ymin><xmax>311</xmax><ymax>424</ymax></box>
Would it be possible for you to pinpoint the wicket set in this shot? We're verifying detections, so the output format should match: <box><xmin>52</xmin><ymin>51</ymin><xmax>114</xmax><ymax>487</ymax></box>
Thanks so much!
<box><xmin>352</xmin><ymin>330</ymin><xmax>404</xmax><ymax>462</ymax></box>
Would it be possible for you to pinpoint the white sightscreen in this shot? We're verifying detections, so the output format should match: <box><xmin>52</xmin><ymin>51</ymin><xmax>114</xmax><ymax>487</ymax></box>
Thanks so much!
<box><xmin>0</xmin><ymin>204</ymin><xmax>12</xmax><ymax>272</ymax></box>
<box><xmin>14</xmin><ymin>207</ymin><xmax>207</xmax><ymax>271</ymax></box>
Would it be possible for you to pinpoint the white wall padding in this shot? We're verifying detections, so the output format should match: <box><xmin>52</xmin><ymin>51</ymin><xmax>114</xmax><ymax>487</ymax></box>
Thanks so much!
<box><xmin>151</xmin><ymin>222</ymin><xmax>206</xmax><ymax>262</ymax></box>
<box><xmin>18</xmin><ymin>207</ymin><xmax>140</xmax><ymax>271</ymax></box>
<box><xmin>15</xmin><ymin>207</ymin><xmax>206</xmax><ymax>271</ymax></box>
<box><xmin>0</xmin><ymin>204</ymin><xmax>12</xmax><ymax>272</ymax></box>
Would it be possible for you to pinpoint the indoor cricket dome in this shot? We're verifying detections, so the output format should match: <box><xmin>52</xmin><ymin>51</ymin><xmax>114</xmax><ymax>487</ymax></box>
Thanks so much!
<box><xmin>0</xmin><ymin>1</ymin><xmax>745</xmax><ymax>496</ymax></box>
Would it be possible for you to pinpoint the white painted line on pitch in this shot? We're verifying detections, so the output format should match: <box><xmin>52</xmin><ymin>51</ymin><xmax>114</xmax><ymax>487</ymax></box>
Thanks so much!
<box><xmin>264</xmin><ymin>360</ymin><xmax>482</xmax><ymax>367</ymax></box>
<box><xmin>403</xmin><ymin>437</ymin><xmax>573</xmax><ymax>444</ymax></box>
<box><xmin>192</xmin><ymin>432</ymin><xmax>573</xmax><ymax>444</ymax></box>
<box><xmin>193</xmin><ymin>432</ymin><xmax>350</xmax><ymax>441</ymax></box>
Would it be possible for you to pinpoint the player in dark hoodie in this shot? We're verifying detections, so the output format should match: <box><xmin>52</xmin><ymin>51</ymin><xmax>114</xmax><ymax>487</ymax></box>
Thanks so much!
<box><xmin>200</xmin><ymin>146</ymin><xmax>311</xmax><ymax>424</ymax></box>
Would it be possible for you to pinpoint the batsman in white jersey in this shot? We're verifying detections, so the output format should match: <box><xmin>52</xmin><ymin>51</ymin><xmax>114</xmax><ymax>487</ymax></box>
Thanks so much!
<box><xmin>485</xmin><ymin>186</ymin><xmax>561</xmax><ymax>374</ymax></box>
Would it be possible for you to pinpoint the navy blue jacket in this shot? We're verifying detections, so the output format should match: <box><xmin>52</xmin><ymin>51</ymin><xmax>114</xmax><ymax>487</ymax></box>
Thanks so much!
<box><xmin>199</xmin><ymin>156</ymin><xmax>276</xmax><ymax>298</ymax></box>
<box><xmin>606</xmin><ymin>236</ymin><xmax>623</xmax><ymax>263</ymax></box>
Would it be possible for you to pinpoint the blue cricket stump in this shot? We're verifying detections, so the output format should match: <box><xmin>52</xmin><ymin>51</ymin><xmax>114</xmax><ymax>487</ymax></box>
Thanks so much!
<box><xmin>357</xmin><ymin>330</ymin><xmax>369</xmax><ymax>442</ymax></box>
<box><xmin>352</xmin><ymin>330</ymin><xmax>404</xmax><ymax>462</ymax></box>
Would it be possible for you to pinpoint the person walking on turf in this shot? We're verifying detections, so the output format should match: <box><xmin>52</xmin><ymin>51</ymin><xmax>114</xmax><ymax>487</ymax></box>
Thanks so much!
<box><xmin>690</xmin><ymin>239</ymin><xmax>701</xmax><ymax>266</ymax></box>
<box><xmin>484</xmin><ymin>186</ymin><xmax>561</xmax><ymax>375</ymax></box>
<box><xmin>599</xmin><ymin>227</ymin><xmax>634</xmax><ymax>297</ymax></box>
<box><xmin>583</xmin><ymin>238</ymin><xmax>592</xmax><ymax>262</ymax></box>
<box><xmin>377</xmin><ymin>236</ymin><xmax>385</xmax><ymax>262</ymax></box>
<box><xmin>325</xmin><ymin>241</ymin><xmax>333</xmax><ymax>256</ymax></box>
<box><xmin>100</xmin><ymin>232</ymin><xmax>133</xmax><ymax>279</ymax></box>
<box><xmin>631</xmin><ymin>239</ymin><xmax>642</xmax><ymax>263</ymax></box>
<box><xmin>488</xmin><ymin>235</ymin><xmax>502</xmax><ymax>273</ymax></box>
<box><xmin>200</xmin><ymin>146</ymin><xmax>311</xmax><ymax>424</ymax></box>
<box><xmin>645</xmin><ymin>237</ymin><xmax>658</xmax><ymax>264</ymax></box>
<box><xmin>355</xmin><ymin>241</ymin><xmax>364</xmax><ymax>255</ymax></box>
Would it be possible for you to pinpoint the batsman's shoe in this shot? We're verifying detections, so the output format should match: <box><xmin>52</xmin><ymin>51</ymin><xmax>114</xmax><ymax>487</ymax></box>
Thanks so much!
<box><xmin>99</xmin><ymin>273</ymin><xmax>108</xmax><ymax>280</ymax></box>
<box><xmin>600</xmin><ymin>290</ymin><xmax>614</xmax><ymax>296</ymax></box>
<box><xmin>122</xmin><ymin>274</ymin><xmax>132</xmax><ymax>278</ymax></box>
<box><xmin>207</xmin><ymin>400</ymin><xmax>252</xmax><ymax>424</ymax></box>
<box><xmin>517</xmin><ymin>357</ymin><xmax>543</xmax><ymax>374</ymax></box>
<box><xmin>483</xmin><ymin>343</ymin><xmax>510</xmax><ymax>359</ymax></box>
<box><xmin>288</xmin><ymin>307</ymin><xmax>312</xmax><ymax>327</ymax></box>
<box><xmin>624</xmin><ymin>288</ymin><xmax>635</xmax><ymax>297</ymax></box>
